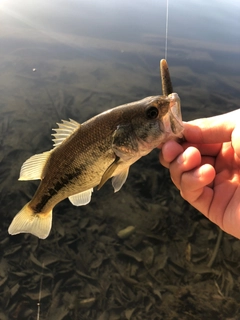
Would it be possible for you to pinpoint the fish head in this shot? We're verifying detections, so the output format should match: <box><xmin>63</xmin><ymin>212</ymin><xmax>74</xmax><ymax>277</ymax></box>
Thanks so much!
<box><xmin>129</xmin><ymin>92</ymin><xmax>183</xmax><ymax>153</ymax></box>
<box><xmin>112</xmin><ymin>93</ymin><xmax>183</xmax><ymax>160</ymax></box>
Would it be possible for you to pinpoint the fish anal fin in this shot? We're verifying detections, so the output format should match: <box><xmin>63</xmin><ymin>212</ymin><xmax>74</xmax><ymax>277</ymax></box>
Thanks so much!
<box><xmin>19</xmin><ymin>151</ymin><xmax>51</xmax><ymax>181</ymax></box>
<box><xmin>112</xmin><ymin>168</ymin><xmax>129</xmax><ymax>193</ymax></box>
<box><xmin>68</xmin><ymin>188</ymin><xmax>93</xmax><ymax>206</ymax></box>
<box><xmin>52</xmin><ymin>118</ymin><xmax>80</xmax><ymax>147</ymax></box>
<box><xmin>97</xmin><ymin>157</ymin><xmax>120</xmax><ymax>190</ymax></box>
<box><xmin>8</xmin><ymin>202</ymin><xmax>52</xmax><ymax>239</ymax></box>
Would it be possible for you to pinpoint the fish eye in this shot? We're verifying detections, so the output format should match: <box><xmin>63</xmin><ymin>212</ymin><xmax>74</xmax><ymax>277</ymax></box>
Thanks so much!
<box><xmin>146</xmin><ymin>106</ymin><xmax>159</xmax><ymax>119</ymax></box>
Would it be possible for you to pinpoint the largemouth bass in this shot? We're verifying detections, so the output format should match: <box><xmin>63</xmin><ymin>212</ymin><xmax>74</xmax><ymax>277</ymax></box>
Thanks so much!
<box><xmin>8</xmin><ymin>59</ymin><xmax>183</xmax><ymax>239</ymax></box>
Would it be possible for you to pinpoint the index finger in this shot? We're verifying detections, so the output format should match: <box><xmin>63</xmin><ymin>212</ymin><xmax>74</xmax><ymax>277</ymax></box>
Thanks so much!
<box><xmin>181</xmin><ymin>142</ymin><xmax>222</xmax><ymax>156</ymax></box>
<box><xmin>183</xmin><ymin>110</ymin><xmax>238</xmax><ymax>144</ymax></box>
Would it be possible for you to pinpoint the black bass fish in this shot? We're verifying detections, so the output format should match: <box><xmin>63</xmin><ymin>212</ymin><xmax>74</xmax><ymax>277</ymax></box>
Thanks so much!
<box><xmin>8</xmin><ymin>59</ymin><xmax>183</xmax><ymax>239</ymax></box>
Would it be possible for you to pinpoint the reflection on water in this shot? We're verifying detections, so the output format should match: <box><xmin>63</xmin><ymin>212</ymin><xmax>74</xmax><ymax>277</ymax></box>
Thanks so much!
<box><xmin>0</xmin><ymin>0</ymin><xmax>240</xmax><ymax>318</ymax></box>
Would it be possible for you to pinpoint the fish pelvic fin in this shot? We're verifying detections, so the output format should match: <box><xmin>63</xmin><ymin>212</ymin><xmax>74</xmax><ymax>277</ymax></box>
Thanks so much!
<box><xmin>8</xmin><ymin>202</ymin><xmax>52</xmax><ymax>239</ymax></box>
<box><xmin>112</xmin><ymin>168</ymin><xmax>129</xmax><ymax>193</ymax></box>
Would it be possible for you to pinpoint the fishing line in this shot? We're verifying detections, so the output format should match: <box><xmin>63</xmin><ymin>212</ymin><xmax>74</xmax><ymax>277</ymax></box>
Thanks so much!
<box><xmin>165</xmin><ymin>0</ymin><xmax>169</xmax><ymax>60</ymax></box>
<box><xmin>36</xmin><ymin>263</ymin><xmax>44</xmax><ymax>320</ymax></box>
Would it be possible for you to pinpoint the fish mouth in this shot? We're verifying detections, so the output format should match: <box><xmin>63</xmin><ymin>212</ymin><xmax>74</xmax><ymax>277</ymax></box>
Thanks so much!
<box><xmin>160</xmin><ymin>93</ymin><xmax>184</xmax><ymax>144</ymax></box>
<box><xmin>169</xmin><ymin>93</ymin><xmax>183</xmax><ymax>132</ymax></box>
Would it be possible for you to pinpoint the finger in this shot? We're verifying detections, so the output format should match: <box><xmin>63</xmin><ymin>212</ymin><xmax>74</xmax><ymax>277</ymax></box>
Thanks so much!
<box><xmin>159</xmin><ymin>140</ymin><xmax>183</xmax><ymax>168</ymax></box>
<box><xmin>232</xmin><ymin>125</ymin><xmax>240</xmax><ymax>159</ymax></box>
<box><xmin>181</xmin><ymin>142</ymin><xmax>222</xmax><ymax>157</ymax></box>
<box><xmin>169</xmin><ymin>147</ymin><xmax>202</xmax><ymax>189</ymax></box>
<box><xmin>179</xmin><ymin>164</ymin><xmax>216</xmax><ymax>218</ymax></box>
<box><xmin>183</xmin><ymin>110</ymin><xmax>239</xmax><ymax>144</ymax></box>
<box><xmin>180</xmin><ymin>164</ymin><xmax>216</xmax><ymax>202</ymax></box>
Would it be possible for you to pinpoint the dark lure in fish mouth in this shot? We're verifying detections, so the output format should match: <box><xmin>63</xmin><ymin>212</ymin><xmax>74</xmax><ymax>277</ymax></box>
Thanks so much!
<box><xmin>8</xmin><ymin>59</ymin><xmax>184</xmax><ymax>239</ymax></box>
<box><xmin>160</xmin><ymin>59</ymin><xmax>183</xmax><ymax>139</ymax></box>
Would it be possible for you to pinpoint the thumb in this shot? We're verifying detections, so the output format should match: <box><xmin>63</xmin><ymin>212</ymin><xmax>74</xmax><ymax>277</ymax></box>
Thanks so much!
<box><xmin>232</xmin><ymin>124</ymin><xmax>240</xmax><ymax>159</ymax></box>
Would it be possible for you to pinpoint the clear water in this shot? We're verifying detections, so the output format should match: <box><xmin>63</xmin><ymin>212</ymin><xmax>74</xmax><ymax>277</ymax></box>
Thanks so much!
<box><xmin>0</xmin><ymin>0</ymin><xmax>240</xmax><ymax>318</ymax></box>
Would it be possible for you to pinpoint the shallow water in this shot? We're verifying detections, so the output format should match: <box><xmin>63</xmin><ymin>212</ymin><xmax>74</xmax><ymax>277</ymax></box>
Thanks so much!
<box><xmin>1</xmin><ymin>0</ymin><xmax>240</xmax><ymax>319</ymax></box>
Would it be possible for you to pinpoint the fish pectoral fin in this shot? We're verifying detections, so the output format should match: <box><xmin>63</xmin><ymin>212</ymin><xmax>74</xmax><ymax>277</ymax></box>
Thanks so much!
<box><xmin>19</xmin><ymin>150</ymin><xmax>52</xmax><ymax>181</ymax></box>
<box><xmin>68</xmin><ymin>188</ymin><xmax>93</xmax><ymax>206</ymax></box>
<box><xmin>112</xmin><ymin>168</ymin><xmax>129</xmax><ymax>193</ymax></box>
<box><xmin>97</xmin><ymin>157</ymin><xmax>120</xmax><ymax>190</ymax></box>
<box><xmin>52</xmin><ymin>119</ymin><xmax>80</xmax><ymax>147</ymax></box>
<box><xmin>8</xmin><ymin>202</ymin><xmax>52</xmax><ymax>239</ymax></box>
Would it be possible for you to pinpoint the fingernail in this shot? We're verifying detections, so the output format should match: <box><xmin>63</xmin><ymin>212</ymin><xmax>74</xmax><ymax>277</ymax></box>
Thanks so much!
<box><xmin>177</xmin><ymin>153</ymin><xmax>185</xmax><ymax>164</ymax></box>
<box><xmin>193</xmin><ymin>167</ymin><xmax>202</xmax><ymax>178</ymax></box>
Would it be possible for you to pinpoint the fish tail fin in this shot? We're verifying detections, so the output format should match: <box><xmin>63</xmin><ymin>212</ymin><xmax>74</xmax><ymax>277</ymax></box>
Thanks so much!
<box><xmin>8</xmin><ymin>202</ymin><xmax>52</xmax><ymax>239</ymax></box>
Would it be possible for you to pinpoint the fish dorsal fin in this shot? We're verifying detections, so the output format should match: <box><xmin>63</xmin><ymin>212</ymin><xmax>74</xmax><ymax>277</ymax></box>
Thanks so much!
<box><xmin>19</xmin><ymin>150</ymin><xmax>52</xmax><ymax>181</ymax></box>
<box><xmin>112</xmin><ymin>168</ymin><xmax>129</xmax><ymax>193</ymax></box>
<box><xmin>68</xmin><ymin>188</ymin><xmax>93</xmax><ymax>206</ymax></box>
<box><xmin>52</xmin><ymin>118</ymin><xmax>80</xmax><ymax>147</ymax></box>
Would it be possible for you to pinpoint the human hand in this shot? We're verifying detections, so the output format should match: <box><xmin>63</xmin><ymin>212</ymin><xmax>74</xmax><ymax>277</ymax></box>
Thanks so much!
<box><xmin>159</xmin><ymin>109</ymin><xmax>240</xmax><ymax>238</ymax></box>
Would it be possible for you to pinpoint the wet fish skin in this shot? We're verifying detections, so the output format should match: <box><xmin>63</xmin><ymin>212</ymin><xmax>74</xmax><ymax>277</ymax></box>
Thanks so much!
<box><xmin>8</xmin><ymin>92</ymin><xmax>183</xmax><ymax>239</ymax></box>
